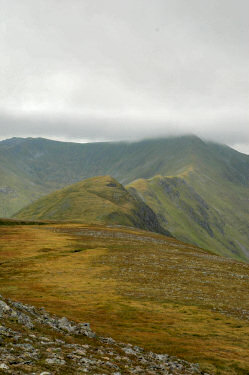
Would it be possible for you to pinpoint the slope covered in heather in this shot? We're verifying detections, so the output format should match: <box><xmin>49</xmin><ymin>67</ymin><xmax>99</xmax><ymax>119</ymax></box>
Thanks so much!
<box><xmin>1</xmin><ymin>222</ymin><xmax>249</xmax><ymax>374</ymax></box>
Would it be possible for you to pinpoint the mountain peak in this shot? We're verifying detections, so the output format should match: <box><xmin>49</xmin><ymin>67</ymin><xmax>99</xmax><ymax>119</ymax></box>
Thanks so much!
<box><xmin>14</xmin><ymin>176</ymin><xmax>170</xmax><ymax>236</ymax></box>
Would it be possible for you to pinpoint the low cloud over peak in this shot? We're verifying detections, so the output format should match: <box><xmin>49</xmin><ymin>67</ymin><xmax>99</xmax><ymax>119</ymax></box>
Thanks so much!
<box><xmin>0</xmin><ymin>0</ymin><xmax>248</xmax><ymax>153</ymax></box>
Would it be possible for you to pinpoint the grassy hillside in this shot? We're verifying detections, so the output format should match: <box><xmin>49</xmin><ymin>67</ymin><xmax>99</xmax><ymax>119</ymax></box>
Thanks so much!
<box><xmin>1</xmin><ymin>135</ymin><xmax>248</xmax><ymax>216</ymax></box>
<box><xmin>127</xmin><ymin>174</ymin><xmax>249</xmax><ymax>261</ymax></box>
<box><xmin>1</xmin><ymin>222</ymin><xmax>249</xmax><ymax>374</ymax></box>
<box><xmin>0</xmin><ymin>162</ymin><xmax>47</xmax><ymax>218</ymax></box>
<box><xmin>1</xmin><ymin>135</ymin><xmax>249</xmax><ymax>260</ymax></box>
<box><xmin>14</xmin><ymin>175</ymin><xmax>168</xmax><ymax>235</ymax></box>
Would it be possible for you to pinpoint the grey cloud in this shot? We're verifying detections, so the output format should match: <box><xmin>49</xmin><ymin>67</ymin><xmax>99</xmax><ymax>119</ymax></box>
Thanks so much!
<box><xmin>0</xmin><ymin>0</ymin><xmax>248</xmax><ymax>152</ymax></box>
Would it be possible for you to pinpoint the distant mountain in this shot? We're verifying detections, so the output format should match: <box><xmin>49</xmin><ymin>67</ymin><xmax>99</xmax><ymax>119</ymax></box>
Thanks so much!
<box><xmin>1</xmin><ymin>135</ymin><xmax>249</xmax><ymax>260</ymax></box>
<box><xmin>126</xmin><ymin>140</ymin><xmax>249</xmax><ymax>261</ymax></box>
<box><xmin>14</xmin><ymin>175</ymin><xmax>169</xmax><ymax>235</ymax></box>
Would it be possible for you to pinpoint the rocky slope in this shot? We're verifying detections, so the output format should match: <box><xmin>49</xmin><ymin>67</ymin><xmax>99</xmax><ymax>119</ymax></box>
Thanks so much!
<box><xmin>0</xmin><ymin>295</ymin><xmax>209</xmax><ymax>375</ymax></box>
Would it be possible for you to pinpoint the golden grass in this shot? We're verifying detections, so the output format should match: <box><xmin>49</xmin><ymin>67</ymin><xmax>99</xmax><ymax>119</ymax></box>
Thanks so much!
<box><xmin>0</xmin><ymin>223</ymin><xmax>249</xmax><ymax>374</ymax></box>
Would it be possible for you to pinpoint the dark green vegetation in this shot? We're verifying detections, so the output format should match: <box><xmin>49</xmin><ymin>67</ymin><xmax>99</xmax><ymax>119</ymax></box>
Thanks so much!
<box><xmin>1</xmin><ymin>135</ymin><xmax>249</xmax><ymax>260</ymax></box>
<box><xmin>15</xmin><ymin>175</ymin><xmax>168</xmax><ymax>235</ymax></box>
<box><xmin>1</xmin><ymin>223</ymin><xmax>249</xmax><ymax>374</ymax></box>
<box><xmin>0</xmin><ymin>218</ymin><xmax>50</xmax><ymax>226</ymax></box>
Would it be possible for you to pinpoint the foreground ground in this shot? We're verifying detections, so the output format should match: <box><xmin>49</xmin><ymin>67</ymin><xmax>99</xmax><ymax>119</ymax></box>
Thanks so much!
<box><xmin>0</xmin><ymin>222</ymin><xmax>249</xmax><ymax>374</ymax></box>
<box><xmin>0</xmin><ymin>294</ymin><xmax>207</xmax><ymax>374</ymax></box>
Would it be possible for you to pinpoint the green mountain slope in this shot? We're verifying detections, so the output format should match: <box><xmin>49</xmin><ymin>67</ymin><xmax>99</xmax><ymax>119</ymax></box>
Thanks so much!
<box><xmin>127</xmin><ymin>174</ymin><xmax>249</xmax><ymax>261</ymax></box>
<box><xmin>1</xmin><ymin>135</ymin><xmax>249</xmax><ymax>260</ymax></box>
<box><xmin>14</xmin><ymin>175</ymin><xmax>168</xmax><ymax>235</ymax></box>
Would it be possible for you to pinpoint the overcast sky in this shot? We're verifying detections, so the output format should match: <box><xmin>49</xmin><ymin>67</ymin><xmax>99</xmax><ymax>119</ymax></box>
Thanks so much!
<box><xmin>0</xmin><ymin>0</ymin><xmax>248</xmax><ymax>153</ymax></box>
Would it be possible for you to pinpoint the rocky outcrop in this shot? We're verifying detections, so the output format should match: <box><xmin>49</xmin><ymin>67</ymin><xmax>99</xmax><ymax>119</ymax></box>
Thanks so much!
<box><xmin>0</xmin><ymin>294</ymin><xmax>210</xmax><ymax>374</ymax></box>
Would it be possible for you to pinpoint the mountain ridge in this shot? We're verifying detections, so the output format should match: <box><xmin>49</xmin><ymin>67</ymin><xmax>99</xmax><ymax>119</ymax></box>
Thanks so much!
<box><xmin>1</xmin><ymin>135</ymin><xmax>249</xmax><ymax>261</ymax></box>
<box><xmin>14</xmin><ymin>175</ymin><xmax>169</xmax><ymax>236</ymax></box>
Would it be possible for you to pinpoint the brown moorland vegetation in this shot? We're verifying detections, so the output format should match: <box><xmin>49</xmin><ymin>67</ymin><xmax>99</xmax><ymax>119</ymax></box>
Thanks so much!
<box><xmin>0</xmin><ymin>222</ymin><xmax>249</xmax><ymax>374</ymax></box>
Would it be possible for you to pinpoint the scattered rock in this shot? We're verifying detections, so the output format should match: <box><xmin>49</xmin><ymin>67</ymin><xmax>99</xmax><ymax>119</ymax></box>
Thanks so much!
<box><xmin>0</xmin><ymin>294</ymin><xmax>211</xmax><ymax>375</ymax></box>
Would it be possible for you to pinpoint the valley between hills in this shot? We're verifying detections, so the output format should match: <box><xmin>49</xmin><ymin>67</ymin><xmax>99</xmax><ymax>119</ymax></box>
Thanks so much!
<box><xmin>0</xmin><ymin>135</ymin><xmax>249</xmax><ymax>375</ymax></box>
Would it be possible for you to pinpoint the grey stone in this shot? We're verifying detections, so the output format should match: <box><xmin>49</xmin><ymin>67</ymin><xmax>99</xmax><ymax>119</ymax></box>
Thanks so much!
<box><xmin>122</xmin><ymin>347</ymin><xmax>137</xmax><ymax>355</ymax></box>
<box><xmin>0</xmin><ymin>301</ymin><xmax>11</xmax><ymax>314</ymax></box>
<box><xmin>0</xmin><ymin>363</ymin><xmax>9</xmax><ymax>370</ymax></box>
<box><xmin>58</xmin><ymin>317</ymin><xmax>74</xmax><ymax>333</ymax></box>
<box><xmin>45</xmin><ymin>357</ymin><xmax>66</xmax><ymax>365</ymax></box>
